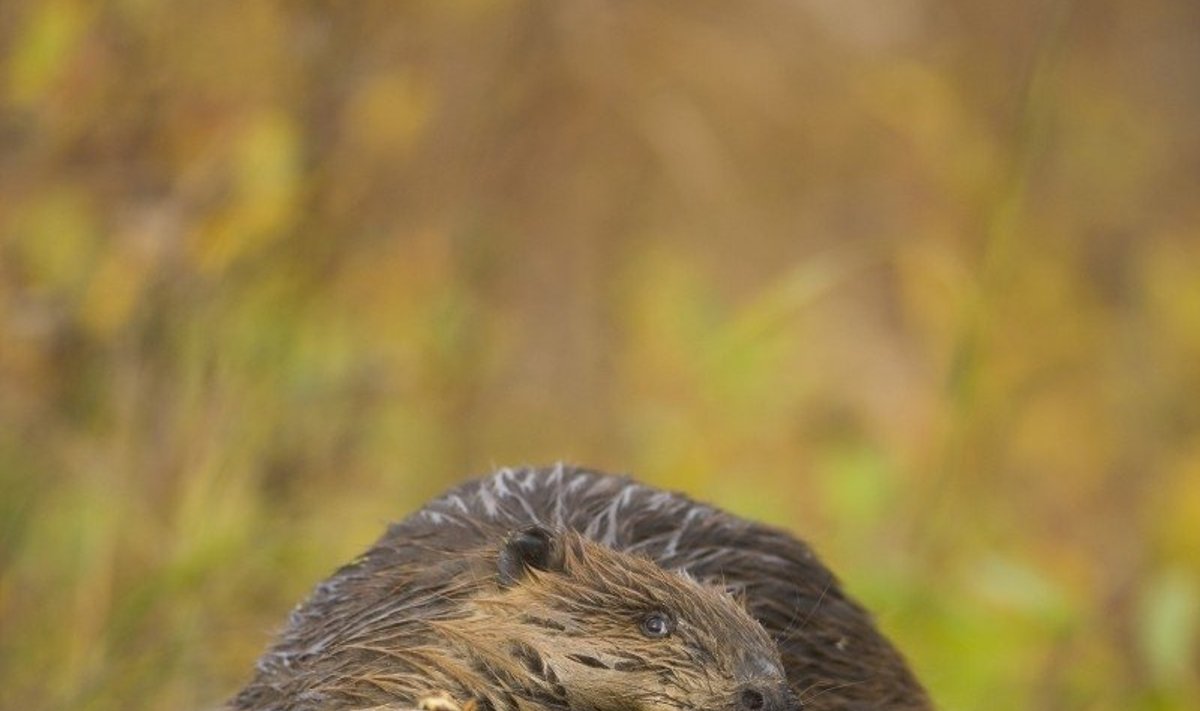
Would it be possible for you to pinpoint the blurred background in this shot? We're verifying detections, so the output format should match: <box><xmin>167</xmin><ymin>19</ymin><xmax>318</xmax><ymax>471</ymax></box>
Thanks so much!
<box><xmin>1</xmin><ymin>1</ymin><xmax>1198</xmax><ymax>709</ymax></box>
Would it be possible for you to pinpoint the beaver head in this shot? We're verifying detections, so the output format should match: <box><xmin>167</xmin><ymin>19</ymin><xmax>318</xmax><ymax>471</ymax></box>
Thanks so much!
<box><xmin>441</xmin><ymin>526</ymin><xmax>798</xmax><ymax>711</ymax></box>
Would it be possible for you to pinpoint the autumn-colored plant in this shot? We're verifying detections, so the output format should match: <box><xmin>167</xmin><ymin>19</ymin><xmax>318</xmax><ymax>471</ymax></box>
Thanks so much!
<box><xmin>0</xmin><ymin>2</ymin><xmax>1197</xmax><ymax>709</ymax></box>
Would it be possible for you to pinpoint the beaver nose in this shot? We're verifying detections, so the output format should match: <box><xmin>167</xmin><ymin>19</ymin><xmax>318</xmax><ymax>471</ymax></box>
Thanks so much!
<box><xmin>740</xmin><ymin>689</ymin><xmax>766</xmax><ymax>710</ymax></box>
<box><xmin>737</xmin><ymin>685</ymin><xmax>800</xmax><ymax>711</ymax></box>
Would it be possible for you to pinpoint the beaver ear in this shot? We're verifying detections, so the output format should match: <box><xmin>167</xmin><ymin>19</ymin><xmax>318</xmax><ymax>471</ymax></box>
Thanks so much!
<box><xmin>498</xmin><ymin>525</ymin><xmax>564</xmax><ymax>586</ymax></box>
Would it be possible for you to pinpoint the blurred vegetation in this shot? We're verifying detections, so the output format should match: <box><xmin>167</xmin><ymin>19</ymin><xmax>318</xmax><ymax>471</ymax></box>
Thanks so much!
<box><xmin>1</xmin><ymin>1</ymin><xmax>1198</xmax><ymax>709</ymax></box>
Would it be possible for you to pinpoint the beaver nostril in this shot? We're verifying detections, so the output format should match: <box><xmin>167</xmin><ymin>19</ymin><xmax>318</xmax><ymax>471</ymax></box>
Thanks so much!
<box><xmin>740</xmin><ymin>689</ymin><xmax>766</xmax><ymax>710</ymax></box>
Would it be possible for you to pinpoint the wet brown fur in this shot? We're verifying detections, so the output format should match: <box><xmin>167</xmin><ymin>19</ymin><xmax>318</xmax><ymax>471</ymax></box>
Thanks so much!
<box><xmin>233</xmin><ymin>528</ymin><xmax>793</xmax><ymax>711</ymax></box>
<box><xmin>231</xmin><ymin>467</ymin><xmax>932</xmax><ymax>711</ymax></box>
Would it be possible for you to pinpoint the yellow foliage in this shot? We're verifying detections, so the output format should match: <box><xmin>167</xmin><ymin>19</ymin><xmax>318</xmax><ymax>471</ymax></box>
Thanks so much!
<box><xmin>187</xmin><ymin>111</ymin><xmax>301</xmax><ymax>272</ymax></box>
<box><xmin>5</xmin><ymin>0</ymin><xmax>90</xmax><ymax>108</ymax></box>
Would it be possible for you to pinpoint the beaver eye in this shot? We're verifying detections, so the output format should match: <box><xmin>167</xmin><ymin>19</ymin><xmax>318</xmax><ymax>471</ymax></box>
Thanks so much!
<box><xmin>640</xmin><ymin>612</ymin><xmax>673</xmax><ymax>638</ymax></box>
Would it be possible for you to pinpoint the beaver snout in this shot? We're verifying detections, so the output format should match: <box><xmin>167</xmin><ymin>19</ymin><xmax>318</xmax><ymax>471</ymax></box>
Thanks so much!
<box><xmin>737</xmin><ymin>684</ymin><xmax>800</xmax><ymax>711</ymax></box>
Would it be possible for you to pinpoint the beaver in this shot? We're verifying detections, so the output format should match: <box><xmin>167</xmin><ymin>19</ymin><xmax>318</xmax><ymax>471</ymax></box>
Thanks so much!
<box><xmin>232</xmin><ymin>522</ymin><xmax>797</xmax><ymax>711</ymax></box>
<box><xmin>232</xmin><ymin>466</ymin><xmax>931</xmax><ymax>711</ymax></box>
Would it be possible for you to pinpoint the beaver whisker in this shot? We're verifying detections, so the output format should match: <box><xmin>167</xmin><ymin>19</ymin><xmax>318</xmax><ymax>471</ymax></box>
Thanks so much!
<box><xmin>796</xmin><ymin>678</ymin><xmax>867</xmax><ymax>706</ymax></box>
<box><xmin>781</xmin><ymin>580</ymin><xmax>832</xmax><ymax>642</ymax></box>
